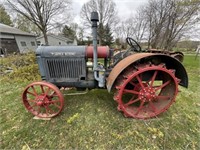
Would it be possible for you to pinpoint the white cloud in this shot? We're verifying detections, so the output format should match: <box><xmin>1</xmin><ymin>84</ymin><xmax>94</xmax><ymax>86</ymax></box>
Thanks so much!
<box><xmin>72</xmin><ymin>0</ymin><xmax>148</xmax><ymax>23</ymax></box>
<box><xmin>2</xmin><ymin>0</ymin><xmax>148</xmax><ymax>23</ymax></box>
<box><xmin>115</xmin><ymin>0</ymin><xmax>148</xmax><ymax>19</ymax></box>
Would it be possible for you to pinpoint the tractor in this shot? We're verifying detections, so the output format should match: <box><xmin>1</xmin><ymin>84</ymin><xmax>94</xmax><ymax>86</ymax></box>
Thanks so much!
<box><xmin>22</xmin><ymin>12</ymin><xmax>188</xmax><ymax>119</ymax></box>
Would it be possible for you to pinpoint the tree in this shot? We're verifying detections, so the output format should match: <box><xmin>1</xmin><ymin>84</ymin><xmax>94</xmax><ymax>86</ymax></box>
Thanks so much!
<box><xmin>62</xmin><ymin>25</ymin><xmax>76</xmax><ymax>40</ymax></box>
<box><xmin>80</xmin><ymin>0</ymin><xmax>118</xmax><ymax>45</ymax></box>
<box><xmin>14</xmin><ymin>14</ymin><xmax>41</xmax><ymax>35</ymax></box>
<box><xmin>162</xmin><ymin>0</ymin><xmax>200</xmax><ymax>49</ymax></box>
<box><xmin>77</xmin><ymin>26</ymin><xmax>84</xmax><ymax>45</ymax></box>
<box><xmin>132</xmin><ymin>8</ymin><xmax>148</xmax><ymax>43</ymax></box>
<box><xmin>142</xmin><ymin>0</ymin><xmax>200</xmax><ymax>50</ymax></box>
<box><xmin>7</xmin><ymin>0</ymin><xmax>71</xmax><ymax>45</ymax></box>
<box><xmin>114</xmin><ymin>10</ymin><xmax>147</xmax><ymax>45</ymax></box>
<box><xmin>101</xmin><ymin>24</ymin><xmax>114</xmax><ymax>46</ymax></box>
<box><xmin>0</xmin><ymin>4</ymin><xmax>12</xmax><ymax>26</ymax></box>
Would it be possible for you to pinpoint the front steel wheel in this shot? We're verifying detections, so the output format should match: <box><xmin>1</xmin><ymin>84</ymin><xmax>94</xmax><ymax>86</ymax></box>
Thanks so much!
<box><xmin>114</xmin><ymin>63</ymin><xmax>179</xmax><ymax>119</ymax></box>
<box><xmin>22</xmin><ymin>81</ymin><xmax>64</xmax><ymax>118</ymax></box>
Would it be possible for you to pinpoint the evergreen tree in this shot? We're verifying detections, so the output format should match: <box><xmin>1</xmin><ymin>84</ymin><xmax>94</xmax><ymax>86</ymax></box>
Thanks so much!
<box><xmin>62</xmin><ymin>25</ymin><xmax>76</xmax><ymax>40</ymax></box>
<box><xmin>0</xmin><ymin>4</ymin><xmax>12</xmax><ymax>26</ymax></box>
<box><xmin>101</xmin><ymin>24</ymin><xmax>114</xmax><ymax>46</ymax></box>
<box><xmin>97</xmin><ymin>23</ymin><xmax>104</xmax><ymax>45</ymax></box>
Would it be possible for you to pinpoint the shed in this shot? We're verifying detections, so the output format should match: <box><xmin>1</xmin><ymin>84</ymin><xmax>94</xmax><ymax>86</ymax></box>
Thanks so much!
<box><xmin>36</xmin><ymin>34</ymin><xmax>77</xmax><ymax>46</ymax></box>
<box><xmin>0</xmin><ymin>23</ymin><xmax>37</xmax><ymax>54</ymax></box>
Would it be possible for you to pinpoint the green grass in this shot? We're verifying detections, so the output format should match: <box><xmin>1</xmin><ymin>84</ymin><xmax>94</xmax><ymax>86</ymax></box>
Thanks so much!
<box><xmin>0</xmin><ymin>54</ymin><xmax>199</xmax><ymax>149</ymax></box>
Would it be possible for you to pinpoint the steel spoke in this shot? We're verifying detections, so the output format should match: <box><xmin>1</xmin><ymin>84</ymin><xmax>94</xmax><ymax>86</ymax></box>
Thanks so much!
<box><xmin>31</xmin><ymin>86</ymin><xmax>38</xmax><ymax>96</ymax></box>
<box><xmin>136</xmin><ymin>75</ymin><xmax>145</xmax><ymax>89</ymax></box>
<box><xmin>27</xmin><ymin>99</ymin><xmax>37</xmax><ymax>102</ymax></box>
<box><xmin>27</xmin><ymin>91</ymin><xmax>36</xmax><ymax>96</ymax></box>
<box><xmin>44</xmin><ymin>87</ymin><xmax>51</xmax><ymax>97</ymax></box>
<box><xmin>50</xmin><ymin>100</ymin><xmax>61</xmax><ymax>104</ymax></box>
<box><xmin>53</xmin><ymin>103</ymin><xmax>61</xmax><ymax>109</ymax></box>
<box><xmin>156</xmin><ymin>95</ymin><xmax>170</xmax><ymax>100</ymax></box>
<box><xmin>123</xmin><ymin>89</ymin><xmax>139</xmax><ymax>95</ymax></box>
<box><xmin>129</xmin><ymin>81</ymin><xmax>137</xmax><ymax>87</ymax></box>
<box><xmin>45</xmin><ymin>106</ymin><xmax>55</xmax><ymax>114</ymax></box>
<box><xmin>45</xmin><ymin>106</ymin><xmax>49</xmax><ymax>116</ymax></box>
<box><xmin>40</xmin><ymin>85</ymin><xmax>45</xmax><ymax>93</ymax></box>
<box><xmin>155</xmin><ymin>80</ymin><xmax>171</xmax><ymax>91</ymax></box>
<box><xmin>135</xmin><ymin>101</ymin><xmax>145</xmax><ymax>115</ymax></box>
<box><xmin>145</xmin><ymin>79</ymin><xmax>151</xmax><ymax>85</ymax></box>
<box><xmin>125</xmin><ymin>98</ymin><xmax>140</xmax><ymax>107</ymax></box>
<box><xmin>28</xmin><ymin>103</ymin><xmax>37</xmax><ymax>109</ymax></box>
<box><xmin>49</xmin><ymin>92</ymin><xmax>58</xmax><ymax>97</ymax></box>
<box><xmin>149</xmin><ymin>101</ymin><xmax>157</xmax><ymax>112</ymax></box>
<box><xmin>37</xmin><ymin>106</ymin><xmax>41</xmax><ymax>115</ymax></box>
<box><xmin>150</xmin><ymin>71</ymin><xmax>158</xmax><ymax>86</ymax></box>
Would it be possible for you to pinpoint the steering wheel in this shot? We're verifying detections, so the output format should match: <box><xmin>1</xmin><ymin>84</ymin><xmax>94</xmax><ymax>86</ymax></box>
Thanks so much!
<box><xmin>126</xmin><ymin>37</ymin><xmax>142</xmax><ymax>52</ymax></box>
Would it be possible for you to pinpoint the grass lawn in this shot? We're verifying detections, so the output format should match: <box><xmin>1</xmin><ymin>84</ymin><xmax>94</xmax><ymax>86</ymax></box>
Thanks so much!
<box><xmin>0</xmin><ymin>54</ymin><xmax>199</xmax><ymax>149</ymax></box>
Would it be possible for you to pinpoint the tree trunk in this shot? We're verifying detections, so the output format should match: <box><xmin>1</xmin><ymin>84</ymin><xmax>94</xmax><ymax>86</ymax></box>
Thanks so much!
<box><xmin>151</xmin><ymin>40</ymin><xmax>157</xmax><ymax>49</ymax></box>
<box><xmin>99</xmin><ymin>37</ymin><xmax>102</xmax><ymax>46</ymax></box>
<box><xmin>43</xmin><ymin>30</ymin><xmax>49</xmax><ymax>45</ymax></box>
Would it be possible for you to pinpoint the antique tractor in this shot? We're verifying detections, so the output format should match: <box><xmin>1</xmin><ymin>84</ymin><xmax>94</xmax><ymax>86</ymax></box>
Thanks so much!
<box><xmin>22</xmin><ymin>12</ymin><xmax>188</xmax><ymax>119</ymax></box>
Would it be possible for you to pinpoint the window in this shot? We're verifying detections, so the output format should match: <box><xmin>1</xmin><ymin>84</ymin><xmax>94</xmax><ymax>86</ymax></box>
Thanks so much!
<box><xmin>21</xmin><ymin>41</ymin><xmax>26</xmax><ymax>46</ymax></box>
<box><xmin>37</xmin><ymin>41</ymin><xmax>41</xmax><ymax>46</ymax></box>
<box><xmin>31</xmin><ymin>41</ymin><xmax>36</xmax><ymax>46</ymax></box>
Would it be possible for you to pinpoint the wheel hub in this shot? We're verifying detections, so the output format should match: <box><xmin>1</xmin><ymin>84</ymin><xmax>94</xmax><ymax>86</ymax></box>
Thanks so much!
<box><xmin>36</xmin><ymin>95</ymin><xmax>50</xmax><ymax>106</ymax></box>
<box><xmin>139</xmin><ymin>87</ymin><xmax>156</xmax><ymax>102</ymax></box>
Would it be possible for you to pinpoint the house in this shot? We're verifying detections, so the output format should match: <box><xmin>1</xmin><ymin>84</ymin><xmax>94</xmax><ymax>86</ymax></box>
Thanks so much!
<box><xmin>0</xmin><ymin>23</ymin><xmax>37</xmax><ymax>54</ymax></box>
<box><xmin>36</xmin><ymin>34</ymin><xmax>77</xmax><ymax>46</ymax></box>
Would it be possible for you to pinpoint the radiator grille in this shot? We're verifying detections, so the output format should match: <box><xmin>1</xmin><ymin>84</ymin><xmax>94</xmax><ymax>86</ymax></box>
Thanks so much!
<box><xmin>45</xmin><ymin>58</ymin><xmax>86</xmax><ymax>79</ymax></box>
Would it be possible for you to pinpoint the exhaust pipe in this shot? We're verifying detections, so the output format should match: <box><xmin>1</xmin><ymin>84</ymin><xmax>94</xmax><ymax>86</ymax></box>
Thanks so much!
<box><xmin>91</xmin><ymin>12</ymin><xmax>99</xmax><ymax>73</ymax></box>
<box><xmin>90</xmin><ymin>12</ymin><xmax>105</xmax><ymax>87</ymax></box>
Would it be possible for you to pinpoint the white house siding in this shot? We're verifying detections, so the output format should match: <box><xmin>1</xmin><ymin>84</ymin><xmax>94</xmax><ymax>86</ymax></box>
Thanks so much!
<box><xmin>36</xmin><ymin>34</ymin><xmax>77</xmax><ymax>46</ymax></box>
<box><xmin>15</xmin><ymin>35</ymin><xmax>37</xmax><ymax>53</ymax></box>
<box><xmin>37</xmin><ymin>36</ymin><xmax>68</xmax><ymax>46</ymax></box>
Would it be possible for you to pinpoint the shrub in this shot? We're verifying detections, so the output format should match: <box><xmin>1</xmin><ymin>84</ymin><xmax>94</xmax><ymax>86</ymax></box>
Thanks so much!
<box><xmin>0</xmin><ymin>52</ymin><xmax>41</xmax><ymax>82</ymax></box>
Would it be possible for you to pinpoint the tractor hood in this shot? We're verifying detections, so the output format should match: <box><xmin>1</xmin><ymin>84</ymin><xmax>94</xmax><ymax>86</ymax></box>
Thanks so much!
<box><xmin>36</xmin><ymin>46</ymin><xmax>86</xmax><ymax>58</ymax></box>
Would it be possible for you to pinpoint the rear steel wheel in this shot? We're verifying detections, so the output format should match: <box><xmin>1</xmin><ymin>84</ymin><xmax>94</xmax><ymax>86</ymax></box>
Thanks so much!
<box><xmin>114</xmin><ymin>63</ymin><xmax>179</xmax><ymax>119</ymax></box>
<box><xmin>22</xmin><ymin>81</ymin><xmax>64</xmax><ymax>118</ymax></box>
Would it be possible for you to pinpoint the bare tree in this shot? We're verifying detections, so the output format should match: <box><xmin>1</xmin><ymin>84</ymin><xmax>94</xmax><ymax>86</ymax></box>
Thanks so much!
<box><xmin>132</xmin><ymin>8</ymin><xmax>148</xmax><ymax>43</ymax></box>
<box><xmin>142</xmin><ymin>0</ymin><xmax>173</xmax><ymax>49</ymax></box>
<box><xmin>143</xmin><ymin>0</ymin><xmax>200</xmax><ymax>50</ymax></box>
<box><xmin>162</xmin><ymin>0</ymin><xmax>200</xmax><ymax>49</ymax></box>
<box><xmin>7</xmin><ymin>0</ymin><xmax>71</xmax><ymax>45</ymax></box>
<box><xmin>13</xmin><ymin>14</ymin><xmax>42</xmax><ymax>36</ymax></box>
<box><xmin>80</xmin><ymin>0</ymin><xmax>118</xmax><ymax>45</ymax></box>
<box><xmin>113</xmin><ymin>9</ymin><xmax>147</xmax><ymax>46</ymax></box>
<box><xmin>113</xmin><ymin>22</ymin><xmax>126</xmax><ymax>45</ymax></box>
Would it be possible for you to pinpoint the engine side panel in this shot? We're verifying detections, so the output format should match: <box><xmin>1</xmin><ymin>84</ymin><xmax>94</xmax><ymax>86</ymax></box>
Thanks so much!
<box><xmin>106</xmin><ymin>53</ymin><xmax>188</xmax><ymax>92</ymax></box>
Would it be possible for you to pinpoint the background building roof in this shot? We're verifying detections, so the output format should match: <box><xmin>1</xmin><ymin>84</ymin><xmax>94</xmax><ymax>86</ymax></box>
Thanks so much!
<box><xmin>0</xmin><ymin>23</ymin><xmax>36</xmax><ymax>37</ymax></box>
<box><xmin>36</xmin><ymin>34</ymin><xmax>73</xmax><ymax>42</ymax></box>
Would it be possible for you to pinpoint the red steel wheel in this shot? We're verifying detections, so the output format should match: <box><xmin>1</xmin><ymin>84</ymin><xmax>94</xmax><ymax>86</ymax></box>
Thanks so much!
<box><xmin>22</xmin><ymin>81</ymin><xmax>64</xmax><ymax>118</ymax></box>
<box><xmin>114</xmin><ymin>63</ymin><xmax>179</xmax><ymax>119</ymax></box>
